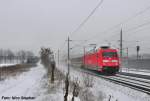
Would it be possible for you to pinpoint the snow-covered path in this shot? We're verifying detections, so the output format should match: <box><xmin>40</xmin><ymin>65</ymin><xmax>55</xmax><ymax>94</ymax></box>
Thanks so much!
<box><xmin>0</xmin><ymin>62</ymin><xmax>46</xmax><ymax>101</ymax></box>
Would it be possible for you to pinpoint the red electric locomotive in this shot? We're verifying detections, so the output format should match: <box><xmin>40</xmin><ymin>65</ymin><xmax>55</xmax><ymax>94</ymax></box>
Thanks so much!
<box><xmin>83</xmin><ymin>46</ymin><xmax>120</xmax><ymax>73</ymax></box>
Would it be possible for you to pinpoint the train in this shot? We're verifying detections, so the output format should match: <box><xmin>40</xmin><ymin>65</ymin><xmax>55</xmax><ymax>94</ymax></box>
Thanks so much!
<box><xmin>82</xmin><ymin>46</ymin><xmax>120</xmax><ymax>74</ymax></box>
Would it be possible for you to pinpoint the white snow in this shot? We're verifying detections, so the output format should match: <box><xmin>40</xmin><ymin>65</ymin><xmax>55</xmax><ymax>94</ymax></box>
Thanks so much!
<box><xmin>57</xmin><ymin>62</ymin><xmax>150</xmax><ymax>101</ymax></box>
<box><xmin>0</xmin><ymin>62</ymin><xmax>47</xmax><ymax>101</ymax></box>
<box><xmin>122</xmin><ymin>68</ymin><xmax>150</xmax><ymax>76</ymax></box>
<box><xmin>0</xmin><ymin>62</ymin><xmax>79</xmax><ymax>101</ymax></box>
<box><xmin>1</xmin><ymin>60</ymin><xmax>150</xmax><ymax>101</ymax></box>
<box><xmin>68</xmin><ymin>94</ymin><xmax>80</xmax><ymax>101</ymax></box>
<box><xmin>0</xmin><ymin>63</ymin><xmax>18</xmax><ymax>68</ymax></box>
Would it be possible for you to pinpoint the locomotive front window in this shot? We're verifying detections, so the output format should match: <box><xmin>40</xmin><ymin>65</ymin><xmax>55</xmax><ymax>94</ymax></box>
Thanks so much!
<box><xmin>103</xmin><ymin>52</ymin><xmax>118</xmax><ymax>57</ymax></box>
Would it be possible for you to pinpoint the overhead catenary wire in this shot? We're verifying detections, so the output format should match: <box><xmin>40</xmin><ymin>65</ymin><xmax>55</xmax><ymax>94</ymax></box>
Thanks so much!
<box><xmin>69</xmin><ymin>0</ymin><xmax>104</xmax><ymax>36</ymax></box>
<box><xmin>80</xmin><ymin>4</ymin><xmax>150</xmax><ymax>43</ymax></box>
<box><xmin>124</xmin><ymin>20</ymin><xmax>150</xmax><ymax>33</ymax></box>
<box><xmin>72</xmin><ymin>17</ymin><xmax>150</xmax><ymax>50</ymax></box>
<box><xmin>59</xmin><ymin>4</ymin><xmax>150</xmax><ymax>58</ymax></box>
<box><xmin>60</xmin><ymin>41</ymin><xmax>67</xmax><ymax>50</ymax></box>
<box><xmin>61</xmin><ymin>3</ymin><xmax>150</xmax><ymax>50</ymax></box>
<box><xmin>71</xmin><ymin>18</ymin><xmax>150</xmax><ymax>51</ymax></box>
<box><xmin>70</xmin><ymin>22</ymin><xmax>150</xmax><ymax>56</ymax></box>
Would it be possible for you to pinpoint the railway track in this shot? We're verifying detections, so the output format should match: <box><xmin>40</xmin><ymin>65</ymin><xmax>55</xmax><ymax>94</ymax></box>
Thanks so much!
<box><xmin>71</xmin><ymin>63</ymin><xmax>150</xmax><ymax>95</ymax></box>
<box><xmin>102</xmin><ymin>74</ymin><xmax>150</xmax><ymax>95</ymax></box>
<box><xmin>80</xmin><ymin>68</ymin><xmax>150</xmax><ymax>95</ymax></box>
<box><xmin>119</xmin><ymin>72</ymin><xmax>150</xmax><ymax>80</ymax></box>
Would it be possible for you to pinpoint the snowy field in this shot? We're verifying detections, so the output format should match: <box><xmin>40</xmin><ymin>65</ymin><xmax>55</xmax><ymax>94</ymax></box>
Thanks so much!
<box><xmin>0</xmin><ymin>59</ymin><xmax>22</xmax><ymax>68</ymax></box>
<box><xmin>0</xmin><ymin>63</ymin><xmax>18</xmax><ymax>68</ymax></box>
<box><xmin>0</xmin><ymin>62</ymin><xmax>80</xmax><ymax>101</ymax></box>
<box><xmin>0</xmin><ymin>62</ymin><xmax>54</xmax><ymax>101</ymax></box>
<box><xmin>0</xmin><ymin>61</ymin><xmax>150</xmax><ymax>101</ymax></box>
<box><xmin>57</xmin><ymin>62</ymin><xmax>150</xmax><ymax>101</ymax></box>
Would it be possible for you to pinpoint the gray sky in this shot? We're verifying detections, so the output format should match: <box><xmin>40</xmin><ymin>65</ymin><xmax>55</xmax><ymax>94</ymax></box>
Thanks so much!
<box><xmin>0</xmin><ymin>0</ymin><xmax>150</xmax><ymax>55</ymax></box>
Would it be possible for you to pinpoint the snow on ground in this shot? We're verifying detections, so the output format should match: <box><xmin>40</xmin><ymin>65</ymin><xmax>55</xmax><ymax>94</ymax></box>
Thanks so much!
<box><xmin>68</xmin><ymin>94</ymin><xmax>80</xmax><ymax>101</ymax></box>
<box><xmin>57</xmin><ymin>62</ymin><xmax>150</xmax><ymax>101</ymax></box>
<box><xmin>0</xmin><ymin>63</ymin><xmax>18</xmax><ymax>68</ymax></box>
<box><xmin>0</xmin><ymin>62</ymin><xmax>62</xmax><ymax>101</ymax></box>
<box><xmin>122</xmin><ymin>68</ymin><xmax>150</xmax><ymax>76</ymax></box>
<box><xmin>0</xmin><ymin>62</ymin><xmax>47</xmax><ymax>101</ymax></box>
<box><xmin>0</xmin><ymin>59</ymin><xmax>22</xmax><ymax>68</ymax></box>
<box><xmin>0</xmin><ymin>61</ymin><xmax>81</xmax><ymax>101</ymax></box>
<box><xmin>1</xmin><ymin>60</ymin><xmax>149</xmax><ymax>101</ymax></box>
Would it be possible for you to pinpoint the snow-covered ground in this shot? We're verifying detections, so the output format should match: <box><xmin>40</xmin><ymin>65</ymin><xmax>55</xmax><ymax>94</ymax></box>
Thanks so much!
<box><xmin>0</xmin><ymin>63</ymin><xmax>18</xmax><ymax>68</ymax></box>
<box><xmin>57</xmin><ymin>62</ymin><xmax>150</xmax><ymax>101</ymax></box>
<box><xmin>0</xmin><ymin>62</ymin><xmax>81</xmax><ymax>101</ymax></box>
<box><xmin>0</xmin><ymin>59</ymin><xmax>22</xmax><ymax>68</ymax></box>
<box><xmin>122</xmin><ymin>68</ymin><xmax>150</xmax><ymax>76</ymax></box>
<box><xmin>0</xmin><ymin>62</ymin><xmax>63</xmax><ymax>101</ymax></box>
<box><xmin>0</xmin><ymin>62</ymin><xmax>46</xmax><ymax>101</ymax></box>
<box><xmin>0</xmin><ymin>61</ymin><xmax>150</xmax><ymax>101</ymax></box>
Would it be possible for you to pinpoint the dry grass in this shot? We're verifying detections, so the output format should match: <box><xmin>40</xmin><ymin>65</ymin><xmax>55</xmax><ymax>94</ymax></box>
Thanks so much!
<box><xmin>0</xmin><ymin>64</ymin><xmax>36</xmax><ymax>80</ymax></box>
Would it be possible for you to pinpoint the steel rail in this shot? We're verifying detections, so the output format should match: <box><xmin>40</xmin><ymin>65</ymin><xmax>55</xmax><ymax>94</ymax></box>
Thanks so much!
<box><xmin>119</xmin><ymin>72</ymin><xmax>150</xmax><ymax>80</ymax></box>
<box><xmin>116</xmin><ymin>74</ymin><xmax>150</xmax><ymax>84</ymax></box>
<box><xmin>80</xmin><ymin>68</ymin><xmax>150</xmax><ymax>95</ymax></box>
<box><xmin>70</xmin><ymin>63</ymin><xmax>150</xmax><ymax>95</ymax></box>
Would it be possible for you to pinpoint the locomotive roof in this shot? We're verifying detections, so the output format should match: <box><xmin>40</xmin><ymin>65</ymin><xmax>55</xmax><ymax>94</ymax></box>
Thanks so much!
<box><xmin>86</xmin><ymin>47</ymin><xmax>117</xmax><ymax>54</ymax></box>
<box><xmin>100</xmin><ymin>48</ymin><xmax>117</xmax><ymax>52</ymax></box>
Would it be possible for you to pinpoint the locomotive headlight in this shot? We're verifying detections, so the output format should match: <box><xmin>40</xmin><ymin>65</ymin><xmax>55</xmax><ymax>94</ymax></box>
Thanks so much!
<box><xmin>112</xmin><ymin>60</ymin><xmax>118</xmax><ymax>62</ymax></box>
<box><xmin>103</xmin><ymin>60</ymin><xmax>109</xmax><ymax>62</ymax></box>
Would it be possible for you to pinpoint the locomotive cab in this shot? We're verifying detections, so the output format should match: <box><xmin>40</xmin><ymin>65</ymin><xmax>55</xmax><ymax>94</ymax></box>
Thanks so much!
<box><xmin>101</xmin><ymin>48</ymin><xmax>119</xmax><ymax>73</ymax></box>
<box><xmin>83</xmin><ymin>46</ymin><xmax>120</xmax><ymax>74</ymax></box>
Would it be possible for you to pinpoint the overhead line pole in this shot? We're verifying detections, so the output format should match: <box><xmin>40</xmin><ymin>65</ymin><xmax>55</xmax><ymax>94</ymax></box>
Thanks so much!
<box><xmin>67</xmin><ymin>36</ymin><xmax>70</xmax><ymax>75</ymax></box>
<box><xmin>64</xmin><ymin>36</ymin><xmax>72</xmax><ymax>101</ymax></box>
<box><xmin>58</xmin><ymin>49</ymin><xmax>59</xmax><ymax>67</ymax></box>
<box><xmin>127</xmin><ymin>47</ymin><xmax>128</xmax><ymax>61</ymax></box>
<box><xmin>120</xmin><ymin>29</ymin><xmax>123</xmax><ymax>72</ymax></box>
<box><xmin>83</xmin><ymin>46</ymin><xmax>86</xmax><ymax>65</ymax></box>
<box><xmin>126</xmin><ymin>47</ymin><xmax>129</xmax><ymax>70</ymax></box>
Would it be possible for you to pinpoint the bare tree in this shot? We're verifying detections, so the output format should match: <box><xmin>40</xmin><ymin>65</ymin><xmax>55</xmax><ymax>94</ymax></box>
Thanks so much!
<box><xmin>40</xmin><ymin>47</ymin><xmax>55</xmax><ymax>83</ymax></box>
<box><xmin>0</xmin><ymin>49</ymin><xmax>3</xmax><ymax>63</ymax></box>
<box><xmin>17</xmin><ymin>50</ymin><xmax>26</xmax><ymax>63</ymax></box>
<box><xmin>0</xmin><ymin>49</ymin><xmax>36</xmax><ymax>64</ymax></box>
<box><xmin>7</xmin><ymin>49</ymin><xmax>14</xmax><ymax>63</ymax></box>
<box><xmin>83</xmin><ymin>74</ymin><xmax>94</xmax><ymax>88</ymax></box>
<box><xmin>64</xmin><ymin>73</ymin><xmax>69</xmax><ymax>101</ymax></box>
<box><xmin>26</xmin><ymin>51</ymin><xmax>34</xmax><ymax>58</ymax></box>
<box><xmin>72</xmin><ymin>78</ymin><xmax>80</xmax><ymax>101</ymax></box>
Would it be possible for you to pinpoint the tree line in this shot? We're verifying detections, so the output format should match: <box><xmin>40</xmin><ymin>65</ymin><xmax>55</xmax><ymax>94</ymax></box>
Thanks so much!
<box><xmin>0</xmin><ymin>49</ymin><xmax>37</xmax><ymax>64</ymax></box>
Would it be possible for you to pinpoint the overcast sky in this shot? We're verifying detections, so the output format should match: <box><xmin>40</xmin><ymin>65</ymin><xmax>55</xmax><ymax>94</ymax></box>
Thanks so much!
<box><xmin>0</xmin><ymin>0</ymin><xmax>150</xmax><ymax>55</ymax></box>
